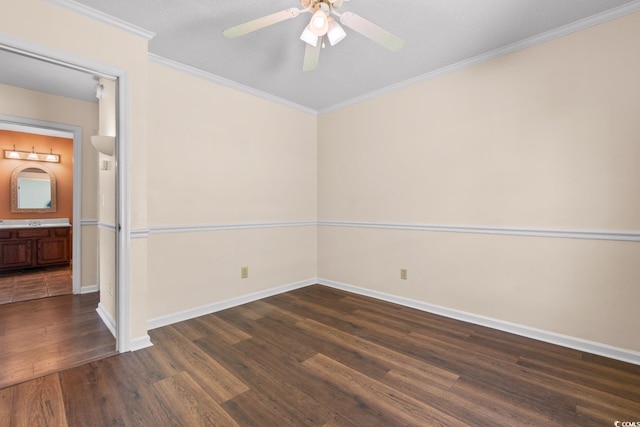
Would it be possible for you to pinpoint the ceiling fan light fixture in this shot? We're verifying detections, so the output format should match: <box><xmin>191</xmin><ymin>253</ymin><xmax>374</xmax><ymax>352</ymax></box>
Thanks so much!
<box><xmin>300</xmin><ymin>26</ymin><xmax>319</xmax><ymax>47</ymax></box>
<box><xmin>327</xmin><ymin>17</ymin><xmax>346</xmax><ymax>46</ymax></box>
<box><xmin>309</xmin><ymin>9</ymin><xmax>329</xmax><ymax>36</ymax></box>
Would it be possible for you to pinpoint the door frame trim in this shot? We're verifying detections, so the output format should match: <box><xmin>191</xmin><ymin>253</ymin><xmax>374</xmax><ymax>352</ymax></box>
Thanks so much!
<box><xmin>0</xmin><ymin>34</ymin><xmax>132</xmax><ymax>352</ymax></box>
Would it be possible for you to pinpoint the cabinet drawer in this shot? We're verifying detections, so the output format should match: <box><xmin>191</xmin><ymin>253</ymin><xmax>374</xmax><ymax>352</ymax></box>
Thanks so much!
<box><xmin>0</xmin><ymin>230</ymin><xmax>12</xmax><ymax>240</ymax></box>
<box><xmin>53</xmin><ymin>228</ymin><xmax>70</xmax><ymax>237</ymax></box>
<box><xmin>17</xmin><ymin>229</ymin><xmax>50</xmax><ymax>238</ymax></box>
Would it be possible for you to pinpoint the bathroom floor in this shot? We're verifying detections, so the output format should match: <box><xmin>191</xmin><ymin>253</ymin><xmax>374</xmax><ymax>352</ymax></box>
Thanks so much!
<box><xmin>0</xmin><ymin>266</ymin><xmax>72</xmax><ymax>305</ymax></box>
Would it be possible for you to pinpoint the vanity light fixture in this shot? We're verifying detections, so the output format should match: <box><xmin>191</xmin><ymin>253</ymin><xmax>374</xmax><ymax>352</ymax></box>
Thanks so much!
<box><xmin>3</xmin><ymin>145</ymin><xmax>60</xmax><ymax>163</ymax></box>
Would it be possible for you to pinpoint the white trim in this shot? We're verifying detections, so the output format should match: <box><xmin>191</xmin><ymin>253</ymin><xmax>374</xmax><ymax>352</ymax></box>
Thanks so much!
<box><xmin>96</xmin><ymin>302</ymin><xmax>116</xmax><ymax>338</ymax></box>
<box><xmin>80</xmin><ymin>284</ymin><xmax>99</xmax><ymax>294</ymax></box>
<box><xmin>129</xmin><ymin>335</ymin><xmax>153</xmax><ymax>351</ymax></box>
<box><xmin>141</xmin><ymin>219</ymin><xmax>640</xmax><ymax>242</ymax></box>
<box><xmin>116</xmin><ymin>69</ymin><xmax>131</xmax><ymax>353</ymax></box>
<box><xmin>46</xmin><ymin>0</ymin><xmax>155</xmax><ymax>40</ymax></box>
<box><xmin>148</xmin><ymin>53</ymin><xmax>317</xmax><ymax>116</ymax></box>
<box><xmin>147</xmin><ymin>278</ymin><xmax>316</xmax><ymax>330</ymax></box>
<box><xmin>319</xmin><ymin>220</ymin><xmax>640</xmax><ymax>242</ymax></box>
<box><xmin>149</xmin><ymin>220</ymin><xmax>317</xmax><ymax>235</ymax></box>
<box><xmin>98</xmin><ymin>222</ymin><xmax>117</xmax><ymax>232</ymax></box>
<box><xmin>131</xmin><ymin>228</ymin><xmax>150</xmax><ymax>239</ymax></box>
<box><xmin>80</xmin><ymin>219</ymin><xmax>99</xmax><ymax>226</ymax></box>
<box><xmin>319</xmin><ymin>0</ymin><xmax>640</xmax><ymax>114</ymax></box>
<box><xmin>317</xmin><ymin>278</ymin><xmax>640</xmax><ymax>366</ymax></box>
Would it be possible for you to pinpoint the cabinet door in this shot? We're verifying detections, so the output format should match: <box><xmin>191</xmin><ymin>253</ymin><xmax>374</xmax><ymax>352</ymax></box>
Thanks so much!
<box><xmin>0</xmin><ymin>240</ymin><xmax>33</xmax><ymax>269</ymax></box>
<box><xmin>37</xmin><ymin>237</ymin><xmax>69</xmax><ymax>265</ymax></box>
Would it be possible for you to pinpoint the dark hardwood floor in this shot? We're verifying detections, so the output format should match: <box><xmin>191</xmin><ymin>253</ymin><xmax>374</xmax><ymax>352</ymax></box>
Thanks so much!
<box><xmin>1</xmin><ymin>285</ymin><xmax>639</xmax><ymax>426</ymax></box>
<box><xmin>0</xmin><ymin>292</ymin><xmax>116</xmax><ymax>390</ymax></box>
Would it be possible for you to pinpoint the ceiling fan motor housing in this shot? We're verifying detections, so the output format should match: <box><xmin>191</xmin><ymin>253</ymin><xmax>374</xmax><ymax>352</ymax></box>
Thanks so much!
<box><xmin>303</xmin><ymin>0</ymin><xmax>343</xmax><ymax>13</ymax></box>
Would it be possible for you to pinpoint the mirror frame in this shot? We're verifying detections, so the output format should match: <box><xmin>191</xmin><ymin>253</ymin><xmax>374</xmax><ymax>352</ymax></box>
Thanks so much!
<box><xmin>10</xmin><ymin>163</ymin><xmax>57</xmax><ymax>213</ymax></box>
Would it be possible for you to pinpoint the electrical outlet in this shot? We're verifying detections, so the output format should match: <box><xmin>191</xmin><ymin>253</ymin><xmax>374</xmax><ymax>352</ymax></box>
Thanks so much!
<box><xmin>400</xmin><ymin>269</ymin><xmax>407</xmax><ymax>280</ymax></box>
<box><xmin>241</xmin><ymin>266</ymin><xmax>249</xmax><ymax>279</ymax></box>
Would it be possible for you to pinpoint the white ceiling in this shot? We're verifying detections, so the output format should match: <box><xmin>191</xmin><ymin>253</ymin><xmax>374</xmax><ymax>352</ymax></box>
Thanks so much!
<box><xmin>2</xmin><ymin>0</ymin><xmax>639</xmax><ymax>112</ymax></box>
<box><xmin>0</xmin><ymin>49</ymin><xmax>99</xmax><ymax>104</ymax></box>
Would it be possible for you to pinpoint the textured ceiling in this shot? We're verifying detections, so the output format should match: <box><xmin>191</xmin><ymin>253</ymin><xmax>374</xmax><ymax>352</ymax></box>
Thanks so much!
<box><xmin>2</xmin><ymin>0</ymin><xmax>639</xmax><ymax>112</ymax></box>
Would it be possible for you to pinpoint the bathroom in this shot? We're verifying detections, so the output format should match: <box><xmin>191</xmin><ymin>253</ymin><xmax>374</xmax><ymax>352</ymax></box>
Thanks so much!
<box><xmin>0</xmin><ymin>129</ymin><xmax>74</xmax><ymax>304</ymax></box>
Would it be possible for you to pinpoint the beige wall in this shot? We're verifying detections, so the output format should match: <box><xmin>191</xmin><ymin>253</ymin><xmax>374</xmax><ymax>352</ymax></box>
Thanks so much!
<box><xmin>0</xmin><ymin>83</ymin><xmax>99</xmax><ymax>290</ymax></box>
<box><xmin>318</xmin><ymin>12</ymin><xmax>640</xmax><ymax>352</ymax></box>
<box><xmin>146</xmin><ymin>62</ymin><xmax>317</xmax><ymax>320</ymax></box>
<box><xmin>3</xmin><ymin>0</ymin><xmax>638</xmax><ymax>357</ymax></box>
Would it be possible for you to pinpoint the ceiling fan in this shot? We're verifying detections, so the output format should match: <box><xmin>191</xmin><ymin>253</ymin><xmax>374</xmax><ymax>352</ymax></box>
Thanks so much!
<box><xmin>223</xmin><ymin>0</ymin><xmax>405</xmax><ymax>71</ymax></box>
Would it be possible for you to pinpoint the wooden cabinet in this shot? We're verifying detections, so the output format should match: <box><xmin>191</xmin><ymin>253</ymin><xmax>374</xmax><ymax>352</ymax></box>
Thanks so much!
<box><xmin>0</xmin><ymin>226</ymin><xmax>70</xmax><ymax>273</ymax></box>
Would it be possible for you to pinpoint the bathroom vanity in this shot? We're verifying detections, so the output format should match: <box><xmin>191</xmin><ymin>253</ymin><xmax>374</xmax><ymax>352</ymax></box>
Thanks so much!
<box><xmin>0</xmin><ymin>219</ymin><xmax>71</xmax><ymax>273</ymax></box>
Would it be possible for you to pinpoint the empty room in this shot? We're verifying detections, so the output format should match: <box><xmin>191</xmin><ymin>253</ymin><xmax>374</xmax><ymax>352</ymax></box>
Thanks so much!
<box><xmin>1</xmin><ymin>0</ymin><xmax>639</xmax><ymax>425</ymax></box>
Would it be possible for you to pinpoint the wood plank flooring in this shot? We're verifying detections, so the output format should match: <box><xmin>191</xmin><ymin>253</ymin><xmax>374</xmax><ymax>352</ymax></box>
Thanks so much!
<box><xmin>1</xmin><ymin>285</ymin><xmax>639</xmax><ymax>426</ymax></box>
<box><xmin>0</xmin><ymin>292</ymin><xmax>116</xmax><ymax>390</ymax></box>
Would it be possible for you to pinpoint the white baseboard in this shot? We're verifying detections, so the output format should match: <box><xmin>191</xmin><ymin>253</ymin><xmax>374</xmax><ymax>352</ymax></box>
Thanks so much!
<box><xmin>129</xmin><ymin>335</ymin><xmax>153</xmax><ymax>351</ymax></box>
<box><xmin>143</xmin><ymin>276</ymin><xmax>640</xmax><ymax>365</ymax></box>
<box><xmin>97</xmin><ymin>303</ymin><xmax>153</xmax><ymax>352</ymax></box>
<box><xmin>79</xmin><ymin>284</ymin><xmax>99</xmax><ymax>294</ymax></box>
<box><xmin>96</xmin><ymin>302</ymin><xmax>116</xmax><ymax>339</ymax></box>
<box><xmin>147</xmin><ymin>278</ymin><xmax>316</xmax><ymax>330</ymax></box>
<box><xmin>317</xmin><ymin>278</ymin><xmax>640</xmax><ymax>366</ymax></box>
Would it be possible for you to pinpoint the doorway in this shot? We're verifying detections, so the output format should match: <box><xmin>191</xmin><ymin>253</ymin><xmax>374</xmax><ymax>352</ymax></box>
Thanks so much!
<box><xmin>0</xmin><ymin>42</ymin><xmax>128</xmax><ymax>387</ymax></box>
<box><xmin>0</xmin><ymin>123</ymin><xmax>76</xmax><ymax>305</ymax></box>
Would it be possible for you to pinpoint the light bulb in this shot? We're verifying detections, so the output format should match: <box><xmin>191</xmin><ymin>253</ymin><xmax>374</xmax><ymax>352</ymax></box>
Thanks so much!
<box><xmin>27</xmin><ymin>147</ymin><xmax>38</xmax><ymax>160</ymax></box>
<box><xmin>46</xmin><ymin>149</ymin><xmax>58</xmax><ymax>162</ymax></box>
<box><xmin>309</xmin><ymin>10</ymin><xmax>329</xmax><ymax>36</ymax></box>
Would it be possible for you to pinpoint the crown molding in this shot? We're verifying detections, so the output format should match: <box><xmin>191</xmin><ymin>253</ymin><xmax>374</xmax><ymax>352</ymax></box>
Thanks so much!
<box><xmin>318</xmin><ymin>0</ymin><xmax>640</xmax><ymax>114</ymax></box>
<box><xmin>148</xmin><ymin>53</ymin><xmax>318</xmax><ymax>116</ymax></box>
<box><xmin>46</xmin><ymin>0</ymin><xmax>155</xmax><ymax>40</ymax></box>
<box><xmin>47</xmin><ymin>0</ymin><xmax>640</xmax><ymax>115</ymax></box>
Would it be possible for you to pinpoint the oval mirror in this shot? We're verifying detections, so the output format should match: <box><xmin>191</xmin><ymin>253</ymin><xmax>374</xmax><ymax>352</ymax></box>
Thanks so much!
<box><xmin>10</xmin><ymin>164</ymin><xmax>57</xmax><ymax>213</ymax></box>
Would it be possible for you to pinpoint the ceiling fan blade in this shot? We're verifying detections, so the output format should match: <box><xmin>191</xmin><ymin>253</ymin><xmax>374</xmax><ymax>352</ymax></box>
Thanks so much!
<box><xmin>303</xmin><ymin>41</ymin><xmax>321</xmax><ymax>72</ymax></box>
<box><xmin>339</xmin><ymin>12</ymin><xmax>405</xmax><ymax>52</ymax></box>
<box><xmin>223</xmin><ymin>8</ymin><xmax>301</xmax><ymax>38</ymax></box>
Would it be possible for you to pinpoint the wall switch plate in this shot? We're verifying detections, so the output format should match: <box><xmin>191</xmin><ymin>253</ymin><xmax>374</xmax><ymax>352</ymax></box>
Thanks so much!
<box><xmin>241</xmin><ymin>266</ymin><xmax>248</xmax><ymax>279</ymax></box>
<box><xmin>400</xmin><ymin>269</ymin><xmax>407</xmax><ymax>280</ymax></box>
